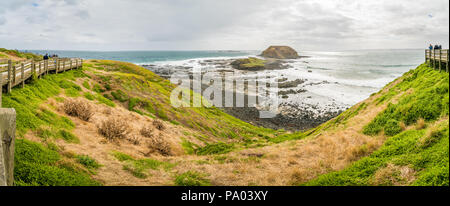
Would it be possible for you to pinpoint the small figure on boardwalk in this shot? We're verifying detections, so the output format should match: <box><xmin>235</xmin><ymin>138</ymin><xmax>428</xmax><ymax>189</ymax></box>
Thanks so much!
<box><xmin>434</xmin><ymin>45</ymin><xmax>439</xmax><ymax>50</ymax></box>
<box><xmin>43</xmin><ymin>53</ymin><xmax>49</xmax><ymax>60</ymax></box>
<box><xmin>429</xmin><ymin>44</ymin><xmax>433</xmax><ymax>50</ymax></box>
<box><xmin>438</xmin><ymin>45</ymin><xmax>442</xmax><ymax>50</ymax></box>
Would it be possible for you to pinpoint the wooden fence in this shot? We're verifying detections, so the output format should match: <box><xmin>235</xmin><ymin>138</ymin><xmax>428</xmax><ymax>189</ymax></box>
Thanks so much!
<box><xmin>0</xmin><ymin>57</ymin><xmax>82</xmax><ymax>186</ymax></box>
<box><xmin>425</xmin><ymin>49</ymin><xmax>449</xmax><ymax>72</ymax></box>
<box><xmin>0</xmin><ymin>58</ymin><xmax>83</xmax><ymax>91</ymax></box>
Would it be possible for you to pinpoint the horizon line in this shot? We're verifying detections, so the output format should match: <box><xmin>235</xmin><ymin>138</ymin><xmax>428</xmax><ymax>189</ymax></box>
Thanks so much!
<box><xmin>15</xmin><ymin>48</ymin><xmax>429</xmax><ymax>52</ymax></box>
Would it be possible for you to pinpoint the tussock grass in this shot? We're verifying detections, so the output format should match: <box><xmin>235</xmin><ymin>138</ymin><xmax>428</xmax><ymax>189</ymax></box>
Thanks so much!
<box><xmin>63</xmin><ymin>99</ymin><xmax>94</xmax><ymax>121</ymax></box>
<box><xmin>147</xmin><ymin>134</ymin><xmax>172</xmax><ymax>156</ymax></box>
<box><xmin>98</xmin><ymin>117</ymin><xmax>129</xmax><ymax>141</ymax></box>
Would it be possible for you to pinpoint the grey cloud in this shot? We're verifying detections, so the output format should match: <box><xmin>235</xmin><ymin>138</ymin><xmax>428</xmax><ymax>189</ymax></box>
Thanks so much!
<box><xmin>0</xmin><ymin>0</ymin><xmax>448</xmax><ymax>50</ymax></box>
<box><xmin>0</xmin><ymin>16</ymin><xmax>6</xmax><ymax>25</ymax></box>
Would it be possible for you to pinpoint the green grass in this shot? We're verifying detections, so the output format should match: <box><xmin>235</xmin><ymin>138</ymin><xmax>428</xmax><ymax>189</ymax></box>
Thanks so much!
<box><xmin>232</xmin><ymin>57</ymin><xmax>267</xmax><ymax>69</ymax></box>
<box><xmin>112</xmin><ymin>151</ymin><xmax>174</xmax><ymax>179</ymax></box>
<box><xmin>181</xmin><ymin>138</ymin><xmax>198</xmax><ymax>155</ymax></box>
<box><xmin>195</xmin><ymin>143</ymin><xmax>234</xmax><ymax>155</ymax></box>
<box><xmin>2</xmin><ymin>72</ymin><xmax>82</xmax><ymax>137</ymax></box>
<box><xmin>364</xmin><ymin>64</ymin><xmax>448</xmax><ymax>137</ymax></box>
<box><xmin>174</xmin><ymin>171</ymin><xmax>211</xmax><ymax>186</ymax></box>
<box><xmin>76</xmin><ymin>155</ymin><xmax>101</xmax><ymax>170</ymax></box>
<box><xmin>95</xmin><ymin>93</ymin><xmax>116</xmax><ymax>107</ymax></box>
<box><xmin>306</xmin><ymin>64</ymin><xmax>449</xmax><ymax>186</ymax></box>
<box><xmin>84</xmin><ymin>92</ymin><xmax>95</xmax><ymax>100</ymax></box>
<box><xmin>93</xmin><ymin>84</ymin><xmax>105</xmax><ymax>93</ymax></box>
<box><xmin>14</xmin><ymin>139</ymin><xmax>100</xmax><ymax>186</ymax></box>
<box><xmin>82</xmin><ymin>80</ymin><xmax>91</xmax><ymax>89</ymax></box>
<box><xmin>305</xmin><ymin>120</ymin><xmax>449</xmax><ymax>186</ymax></box>
<box><xmin>1</xmin><ymin>66</ymin><xmax>99</xmax><ymax>185</ymax></box>
<box><xmin>0</xmin><ymin>48</ymin><xmax>43</xmax><ymax>61</ymax></box>
<box><xmin>87</xmin><ymin>60</ymin><xmax>278</xmax><ymax>149</ymax></box>
<box><xmin>111</xmin><ymin>89</ymin><xmax>129</xmax><ymax>102</ymax></box>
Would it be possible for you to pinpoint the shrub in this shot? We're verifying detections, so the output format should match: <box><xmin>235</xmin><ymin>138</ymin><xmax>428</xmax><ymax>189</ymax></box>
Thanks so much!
<box><xmin>98</xmin><ymin>117</ymin><xmax>129</xmax><ymax>141</ymax></box>
<box><xmin>140</xmin><ymin>125</ymin><xmax>154</xmax><ymax>138</ymax></box>
<box><xmin>104</xmin><ymin>83</ymin><xmax>111</xmax><ymax>91</ymax></box>
<box><xmin>148</xmin><ymin>134</ymin><xmax>171</xmax><ymax>156</ymax></box>
<box><xmin>63</xmin><ymin>99</ymin><xmax>94</xmax><ymax>121</ymax></box>
<box><xmin>127</xmin><ymin>136</ymin><xmax>141</xmax><ymax>145</ymax></box>
<box><xmin>153</xmin><ymin>119</ymin><xmax>165</xmax><ymax>131</ymax></box>
<box><xmin>174</xmin><ymin>171</ymin><xmax>211</xmax><ymax>186</ymax></box>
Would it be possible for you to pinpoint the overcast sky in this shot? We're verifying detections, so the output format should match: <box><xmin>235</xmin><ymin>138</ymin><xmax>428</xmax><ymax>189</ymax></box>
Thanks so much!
<box><xmin>0</xmin><ymin>0</ymin><xmax>448</xmax><ymax>51</ymax></box>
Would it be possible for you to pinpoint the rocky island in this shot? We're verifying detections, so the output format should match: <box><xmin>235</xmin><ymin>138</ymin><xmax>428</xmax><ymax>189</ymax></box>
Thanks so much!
<box><xmin>261</xmin><ymin>45</ymin><xmax>300</xmax><ymax>59</ymax></box>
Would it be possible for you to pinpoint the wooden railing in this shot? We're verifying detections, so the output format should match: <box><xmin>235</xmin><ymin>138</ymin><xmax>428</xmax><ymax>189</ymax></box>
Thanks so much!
<box><xmin>425</xmin><ymin>49</ymin><xmax>449</xmax><ymax>72</ymax></box>
<box><xmin>0</xmin><ymin>58</ymin><xmax>82</xmax><ymax>93</ymax></box>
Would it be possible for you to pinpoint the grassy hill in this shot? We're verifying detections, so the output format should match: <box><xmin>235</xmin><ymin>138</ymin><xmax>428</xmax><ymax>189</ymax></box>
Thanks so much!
<box><xmin>305</xmin><ymin>64</ymin><xmax>449</xmax><ymax>186</ymax></box>
<box><xmin>0</xmin><ymin>48</ymin><xmax>42</xmax><ymax>62</ymax></box>
<box><xmin>2</xmin><ymin>50</ymin><xmax>448</xmax><ymax>186</ymax></box>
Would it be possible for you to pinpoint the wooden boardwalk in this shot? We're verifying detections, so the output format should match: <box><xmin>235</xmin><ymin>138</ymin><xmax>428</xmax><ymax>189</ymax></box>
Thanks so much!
<box><xmin>0</xmin><ymin>58</ymin><xmax>82</xmax><ymax>92</ymax></box>
<box><xmin>425</xmin><ymin>49</ymin><xmax>449</xmax><ymax>72</ymax></box>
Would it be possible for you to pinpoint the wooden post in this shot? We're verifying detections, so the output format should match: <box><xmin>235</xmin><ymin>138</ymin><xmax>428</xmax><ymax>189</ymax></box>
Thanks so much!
<box><xmin>55</xmin><ymin>59</ymin><xmax>59</xmax><ymax>74</ymax></box>
<box><xmin>70</xmin><ymin>59</ymin><xmax>72</xmax><ymax>70</ymax></box>
<box><xmin>7</xmin><ymin>60</ymin><xmax>12</xmax><ymax>93</ymax></box>
<box><xmin>0</xmin><ymin>108</ymin><xmax>16</xmax><ymax>186</ymax></box>
<box><xmin>12</xmin><ymin>65</ymin><xmax>16</xmax><ymax>86</ymax></box>
<box><xmin>429</xmin><ymin>50</ymin><xmax>432</xmax><ymax>66</ymax></box>
<box><xmin>447</xmin><ymin>51</ymin><xmax>449</xmax><ymax>73</ymax></box>
<box><xmin>38</xmin><ymin>61</ymin><xmax>41</xmax><ymax>78</ymax></box>
<box><xmin>439</xmin><ymin>49</ymin><xmax>442</xmax><ymax>72</ymax></box>
<box><xmin>43</xmin><ymin>60</ymin><xmax>46</xmax><ymax>75</ymax></box>
<box><xmin>32</xmin><ymin>60</ymin><xmax>36</xmax><ymax>78</ymax></box>
<box><xmin>20</xmin><ymin>63</ymin><xmax>24</xmax><ymax>88</ymax></box>
<box><xmin>433</xmin><ymin>49</ymin><xmax>436</xmax><ymax>70</ymax></box>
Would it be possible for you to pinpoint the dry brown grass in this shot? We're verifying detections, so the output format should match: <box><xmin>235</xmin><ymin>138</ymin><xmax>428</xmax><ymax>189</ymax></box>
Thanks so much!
<box><xmin>140</xmin><ymin>125</ymin><xmax>154</xmax><ymax>138</ymax></box>
<box><xmin>399</xmin><ymin>121</ymin><xmax>407</xmax><ymax>131</ymax></box>
<box><xmin>127</xmin><ymin>135</ymin><xmax>141</xmax><ymax>145</ymax></box>
<box><xmin>345</xmin><ymin>141</ymin><xmax>379</xmax><ymax>162</ymax></box>
<box><xmin>416</xmin><ymin>118</ymin><xmax>426</xmax><ymax>130</ymax></box>
<box><xmin>370</xmin><ymin>163</ymin><xmax>416</xmax><ymax>185</ymax></box>
<box><xmin>63</xmin><ymin>99</ymin><xmax>94</xmax><ymax>121</ymax></box>
<box><xmin>98</xmin><ymin>117</ymin><xmax>129</xmax><ymax>141</ymax></box>
<box><xmin>147</xmin><ymin>134</ymin><xmax>172</xmax><ymax>156</ymax></box>
<box><xmin>103</xmin><ymin>107</ymin><xmax>112</xmax><ymax>115</ymax></box>
<box><xmin>153</xmin><ymin>119</ymin><xmax>165</xmax><ymax>131</ymax></box>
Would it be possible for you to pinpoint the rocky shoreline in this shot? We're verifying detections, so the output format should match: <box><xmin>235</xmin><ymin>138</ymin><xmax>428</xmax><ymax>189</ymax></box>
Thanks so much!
<box><xmin>143</xmin><ymin>57</ymin><xmax>345</xmax><ymax>131</ymax></box>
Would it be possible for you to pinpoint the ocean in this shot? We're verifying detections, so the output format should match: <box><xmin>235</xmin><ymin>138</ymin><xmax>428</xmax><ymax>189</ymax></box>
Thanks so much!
<box><xmin>27</xmin><ymin>49</ymin><xmax>425</xmax><ymax>114</ymax></box>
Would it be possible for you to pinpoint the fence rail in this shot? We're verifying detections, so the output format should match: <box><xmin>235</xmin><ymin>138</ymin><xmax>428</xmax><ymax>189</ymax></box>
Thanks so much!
<box><xmin>425</xmin><ymin>49</ymin><xmax>449</xmax><ymax>72</ymax></box>
<box><xmin>0</xmin><ymin>58</ymin><xmax>83</xmax><ymax>92</ymax></box>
